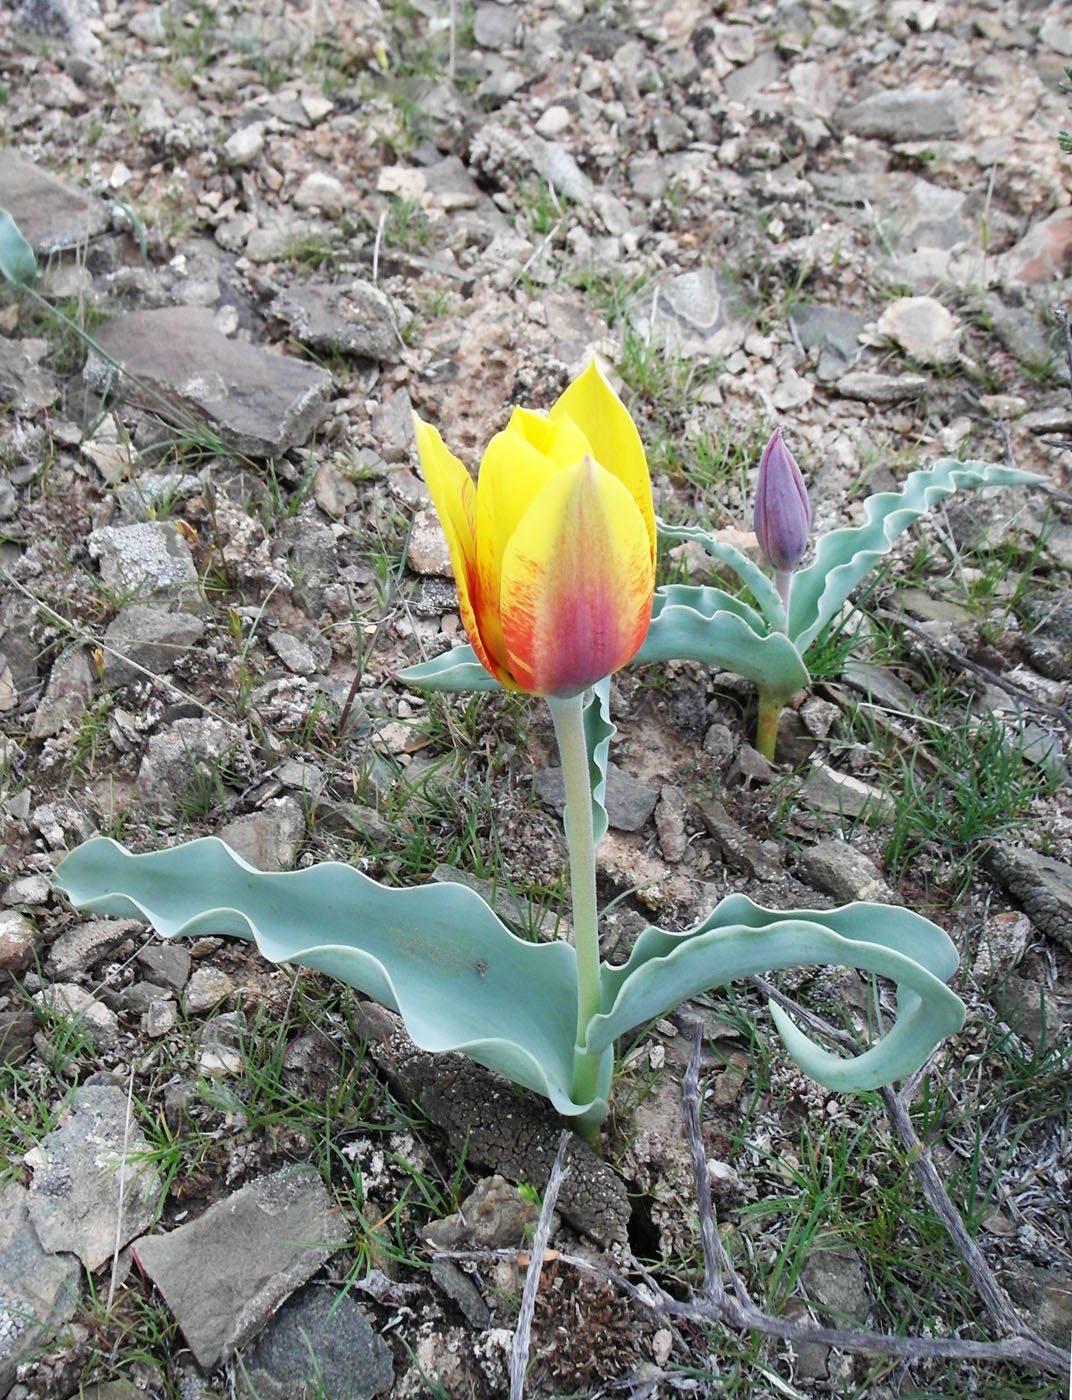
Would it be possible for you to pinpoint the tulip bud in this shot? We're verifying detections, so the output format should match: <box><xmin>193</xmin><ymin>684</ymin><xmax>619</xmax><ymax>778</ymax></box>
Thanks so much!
<box><xmin>753</xmin><ymin>428</ymin><xmax>810</xmax><ymax>574</ymax></box>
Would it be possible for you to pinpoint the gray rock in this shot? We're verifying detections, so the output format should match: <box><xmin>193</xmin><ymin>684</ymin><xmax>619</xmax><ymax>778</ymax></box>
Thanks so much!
<box><xmin>143</xmin><ymin>998</ymin><xmax>178</xmax><ymax>1038</ymax></box>
<box><xmin>1000</xmin><ymin>1264</ymin><xmax>1072</xmax><ymax>1350</ymax></box>
<box><xmin>429</xmin><ymin>1259</ymin><xmax>491</xmax><ymax>1329</ymax></box>
<box><xmin>87</xmin><ymin>307</ymin><xmax>331</xmax><ymax>458</ymax></box>
<box><xmin>534</xmin><ymin>761</ymin><xmax>658</xmax><ymax>833</ymax></box>
<box><xmin>998</xmin><ymin>208</ymin><xmax>1072</xmax><ymax>288</ymax></box>
<box><xmin>980</xmin><ymin>296</ymin><xmax>1061</xmax><ymax>373</ymax></box>
<box><xmin>267</xmin><ymin>629</ymin><xmax>331</xmax><ymax>676</ymax></box>
<box><xmin>269</xmin><ymin>281</ymin><xmax>403</xmax><ymax>363</ymax></box>
<box><xmin>993</xmin><ymin>975</ymin><xmax>1060</xmax><ymax>1048</ymax></box>
<box><xmin>370</xmin><ymin>385</ymin><xmax>415</xmax><ymax>463</ymax></box>
<box><xmin>840</xmin><ymin>84</ymin><xmax>963</xmax><ymax>141</ymax></box>
<box><xmin>0</xmin><ymin>1009</ymin><xmax>38</xmax><ymax>1066</ymax></box>
<box><xmin>132</xmin><ymin>1164</ymin><xmax>350</xmax><ymax>1369</ymax></box>
<box><xmin>291</xmin><ymin>172</ymin><xmax>347</xmax><ymax>216</ymax></box>
<box><xmin>796</xmin><ymin>839</ymin><xmax>895</xmax><ymax>904</ymax></box>
<box><xmin>971</xmin><ymin>910</ymin><xmax>1031</xmax><ymax>984</ymax></box>
<box><xmin>473</xmin><ymin>2</ymin><xmax>520</xmax><ymax>50</ymax></box>
<box><xmin>0</xmin><ymin>147</ymin><xmax>109</xmax><ymax>254</ymax></box>
<box><xmin>723</xmin><ymin>48</ymin><xmax>780</xmax><ymax>102</ymax></box>
<box><xmin>1022</xmin><ymin>596</ymin><xmax>1072</xmax><ymax>681</ymax></box>
<box><xmin>24</xmin><ymin>1083</ymin><xmax>164</xmax><ymax>1271</ymax></box>
<box><xmin>0</xmin><ymin>909</ymin><xmax>37</xmax><ymax>975</ymax></box>
<box><xmin>423</xmin><ymin>1175</ymin><xmax>543</xmax><ymax>1250</ymax></box>
<box><xmin>136</xmin><ymin>941</ymin><xmax>190</xmax><ymax>991</ymax></box>
<box><xmin>235</xmin><ymin>1282</ymin><xmax>393</xmax><ymax>1400</ymax></box>
<box><xmin>280</xmin><ymin>520</ymin><xmax>340</xmax><ymax>616</ymax></box>
<box><xmin>699</xmin><ymin>799</ymin><xmax>781</xmax><ymax>881</ymax></box>
<box><xmin>654</xmin><ymin>784</ymin><xmax>688</xmax><ymax>863</ymax></box>
<box><xmin>32</xmin><ymin>983</ymin><xmax>120</xmax><ymax>1050</ymax></box>
<box><xmin>87</xmin><ymin>522</ymin><xmax>200</xmax><ymax>602</ymax></box>
<box><xmin>135</xmin><ymin>716</ymin><xmax>238</xmax><ymax>816</ymax></box>
<box><xmin>3</xmin><ymin>873</ymin><xmax>52</xmax><ymax>906</ymax></box>
<box><xmin>641</xmin><ymin>264</ymin><xmax>750</xmax><ymax>360</ymax></box>
<box><xmin>198</xmin><ymin>1010</ymin><xmax>245</xmax><ymax>1076</ymax></box>
<box><xmin>802</xmin><ymin>1235</ymin><xmax>872</xmax><ymax>1321</ymax></box>
<box><xmin>0</xmin><ymin>1183</ymin><xmax>80</xmax><ymax>1395</ymax></box>
<box><xmin>836</xmin><ymin>370</ymin><xmax>930</xmax><ymax>403</ymax></box>
<box><xmin>627</xmin><ymin>152</ymin><xmax>668</xmax><ymax>202</ymax></box>
<box><xmin>101</xmin><ymin>605</ymin><xmax>206</xmax><ymax>688</ymax></box>
<box><xmin>800</xmin><ymin>764</ymin><xmax>895</xmax><ymax>822</ymax></box>
<box><xmin>985</xmin><ymin>845</ymin><xmax>1072</xmax><ymax>953</ymax></box>
<box><xmin>406</xmin><ymin>508</ymin><xmax>453</xmax><ymax>577</ymax></box>
<box><xmin>30</xmin><ymin>647</ymin><xmax>96</xmax><ymax>738</ymax></box>
<box><xmin>876</xmin><ymin>295</ymin><xmax>960</xmax><ymax>366</ymax></box>
<box><xmin>0</xmin><ymin>338</ymin><xmax>60</xmax><ymax>412</ymax></box>
<box><xmin>183</xmin><ymin>965</ymin><xmax>234</xmax><ymax>1015</ymax></box>
<box><xmin>47</xmin><ymin>916</ymin><xmax>141</xmax><ymax>978</ymax></box>
<box><xmin>222</xmin><ymin>122</ymin><xmax>266</xmax><ymax>167</ymax></box>
<box><xmin>216</xmin><ymin>796</ymin><xmax>305</xmax><ymax>872</ymax></box>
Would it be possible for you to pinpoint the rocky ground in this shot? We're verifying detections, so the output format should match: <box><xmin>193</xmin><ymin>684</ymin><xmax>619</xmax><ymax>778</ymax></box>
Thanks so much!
<box><xmin>1</xmin><ymin>0</ymin><xmax>1071</xmax><ymax>1396</ymax></box>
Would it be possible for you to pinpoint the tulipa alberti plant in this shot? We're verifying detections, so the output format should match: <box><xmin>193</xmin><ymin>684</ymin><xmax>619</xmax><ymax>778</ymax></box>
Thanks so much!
<box><xmin>55</xmin><ymin>364</ymin><xmax>967</xmax><ymax>1144</ymax></box>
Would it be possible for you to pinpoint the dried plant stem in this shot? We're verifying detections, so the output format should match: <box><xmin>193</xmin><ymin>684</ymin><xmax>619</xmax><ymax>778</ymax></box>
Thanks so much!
<box><xmin>509</xmin><ymin>1130</ymin><xmax>572</xmax><ymax>1400</ymax></box>
<box><xmin>448</xmin><ymin>1008</ymin><xmax>1067</xmax><ymax>1382</ymax></box>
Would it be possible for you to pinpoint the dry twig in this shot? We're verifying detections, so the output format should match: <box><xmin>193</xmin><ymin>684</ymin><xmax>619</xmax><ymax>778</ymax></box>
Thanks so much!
<box><xmin>509</xmin><ymin>1130</ymin><xmax>572</xmax><ymax>1400</ymax></box>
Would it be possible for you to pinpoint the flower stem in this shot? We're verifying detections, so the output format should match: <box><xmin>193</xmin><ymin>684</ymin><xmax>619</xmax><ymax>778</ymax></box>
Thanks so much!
<box><xmin>774</xmin><ymin>568</ymin><xmax>794</xmax><ymax>626</ymax></box>
<box><xmin>547</xmin><ymin>693</ymin><xmax>604</xmax><ymax>1133</ymax></box>
<box><xmin>755</xmin><ymin>688</ymin><xmax>782</xmax><ymax>762</ymax></box>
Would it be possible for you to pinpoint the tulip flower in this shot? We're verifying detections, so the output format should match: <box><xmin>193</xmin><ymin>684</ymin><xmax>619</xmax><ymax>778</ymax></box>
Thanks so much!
<box><xmin>412</xmin><ymin>361</ymin><xmax>656</xmax><ymax>698</ymax></box>
<box><xmin>413</xmin><ymin>363</ymin><xmax>656</xmax><ymax>1123</ymax></box>
<box><xmin>754</xmin><ymin>427</ymin><xmax>810</xmax><ymax>589</ymax></box>
<box><xmin>750</xmin><ymin>428</ymin><xmax>811</xmax><ymax>760</ymax></box>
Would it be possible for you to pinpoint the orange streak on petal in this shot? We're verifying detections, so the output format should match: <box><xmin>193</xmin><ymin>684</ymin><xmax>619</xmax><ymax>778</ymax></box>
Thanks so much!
<box><xmin>413</xmin><ymin>413</ymin><xmax>514</xmax><ymax>688</ymax></box>
<box><xmin>499</xmin><ymin>457</ymin><xmax>654</xmax><ymax>696</ymax></box>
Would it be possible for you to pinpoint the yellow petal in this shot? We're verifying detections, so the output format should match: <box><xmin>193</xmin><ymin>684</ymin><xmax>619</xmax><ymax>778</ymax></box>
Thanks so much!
<box><xmin>474</xmin><ymin>413</ymin><xmax>559</xmax><ymax>676</ymax></box>
<box><xmin>413</xmin><ymin>413</ymin><xmax>511</xmax><ymax>687</ymax></box>
<box><xmin>499</xmin><ymin>455</ymin><xmax>654</xmax><ymax>696</ymax></box>
<box><xmin>549</xmin><ymin>361</ymin><xmax>655</xmax><ymax>566</ymax></box>
<box><xmin>509</xmin><ymin>406</ymin><xmax>593</xmax><ymax>470</ymax></box>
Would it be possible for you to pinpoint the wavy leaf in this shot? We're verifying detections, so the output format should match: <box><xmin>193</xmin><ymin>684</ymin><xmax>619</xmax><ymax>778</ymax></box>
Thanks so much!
<box><xmin>0</xmin><ymin>209</ymin><xmax>37</xmax><ymax>288</ymax></box>
<box><xmin>638</xmin><ymin>587</ymin><xmax>809</xmax><ymax>698</ymax></box>
<box><xmin>588</xmin><ymin>893</ymin><xmax>963</xmax><ymax>1091</ymax></box>
<box><xmin>790</xmin><ymin>459</ymin><xmax>1045</xmax><ymax>652</ymax></box>
<box><xmin>396</xmin><ymin>645</ymin><xmax>504</xmax><ymax>692</ymax></box>
<box><xmin>583</xmin><ymin>677</ymin><xmax>614</xmax><ymax>848</ymax></box>
<box><xmin>53</xmin><ymin>837</ymin><xmax>613</xmax><ymax>1119</ymax></box>
<box><xmin>658</xmin><ymin>520</ymin><xmax>787</xmax><ymax>631</ymax></box>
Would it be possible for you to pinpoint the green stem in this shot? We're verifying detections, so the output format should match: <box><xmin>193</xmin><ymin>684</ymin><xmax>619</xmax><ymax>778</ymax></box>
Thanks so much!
<box><xmin>755</xmin><ymin>688</ymin><xmax>782</xmax><ymax>762</ymax></box>
<box><xmin>547</xmin><ymin>693</ymin><xmax>604</xmax><ymax>1133</ymax></box>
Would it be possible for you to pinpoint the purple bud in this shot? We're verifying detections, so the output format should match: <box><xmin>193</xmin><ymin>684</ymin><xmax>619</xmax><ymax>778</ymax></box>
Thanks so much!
<box><xmin>753</xmin><ymin>428</ymin><xmax>810</xmax><ymax>573</ymax></box>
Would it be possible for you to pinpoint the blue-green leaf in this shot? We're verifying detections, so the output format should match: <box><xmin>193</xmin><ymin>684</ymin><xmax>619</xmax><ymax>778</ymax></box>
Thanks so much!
<box><xmin>638</xmin><ymin>586</ymin><xmax>809</xmax><ymax>698</ymax></box>
<box><xmin>53</xmin><ymin>837</ymin><xmax>612</xmax><ymax>1119</ymax></box>
<box><xmin>583</xmin><ymin>677</ymin><xmax>614</xmax><ymax>848</ymax></box>
<box><xmin>658</xmin><ymin>520</ymin><xmax>787</xmax><ymax>631</ymax></box>
<box><xmin>0</xmin><ymin>209</ymin><xmax>37</xmax><ymax>288</ymax></box>
<box><xmin>396</xmin><ymin>645</ymin><xmax>504</xmax><ymax>692</ymax></box>
<box><xmin>587</xmin><ymin>893</ymin><xmax>964</xmax><ymax>1092</ymax></box>
<box><xmin>790</xmin><ymin>459</ymin><xmax>1045</xmax><ymax>653</ymax></box>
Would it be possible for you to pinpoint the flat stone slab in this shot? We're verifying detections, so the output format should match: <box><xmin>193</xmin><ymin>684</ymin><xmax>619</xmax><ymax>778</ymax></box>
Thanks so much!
<box><xmin>85</xmin><ymin>306</ymin><xmax>332</xmax><ymax>458</ymax></box>
<box><xmin>25</xmin><ymin>1083</ymin><xmax>164</xmax><ymax>1272</ymax></box>
<box><xmin>269</xmin><ymin>280</ymin><xmax>404</xmax><ymax>363</ymax></box>
<box><xmin>87</xmin><ymin>522</ymin><xmax>199</xmax><ymax>601</ymax></box>
<box><xmin>101</xmin><ymin>603</ymin><xmax>206</xmax><ymax>688</ymax></box>
<box><xmin>133</xmin><ymin>1164</ymin><xmax>350</xmax><ymax>1369</ymax></box>
<box><xmin>236</xmin><ymin>1283</ymin><xmax>393</xmax><ymax>1400</ymax></box>
<box><xmin>0</xmin><ymin>148</ymin><xmax>110</xmax><ymax>254</ymax></box>
<box><xmin>0</xmin><ymin>1183</ymin><xmax>81</xmax><ymax>1395</ymax></box>
<box><xmin>985</xmin><ymin>845</ymin><xmax>1072</xmax><ymax>953</ymax></box>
